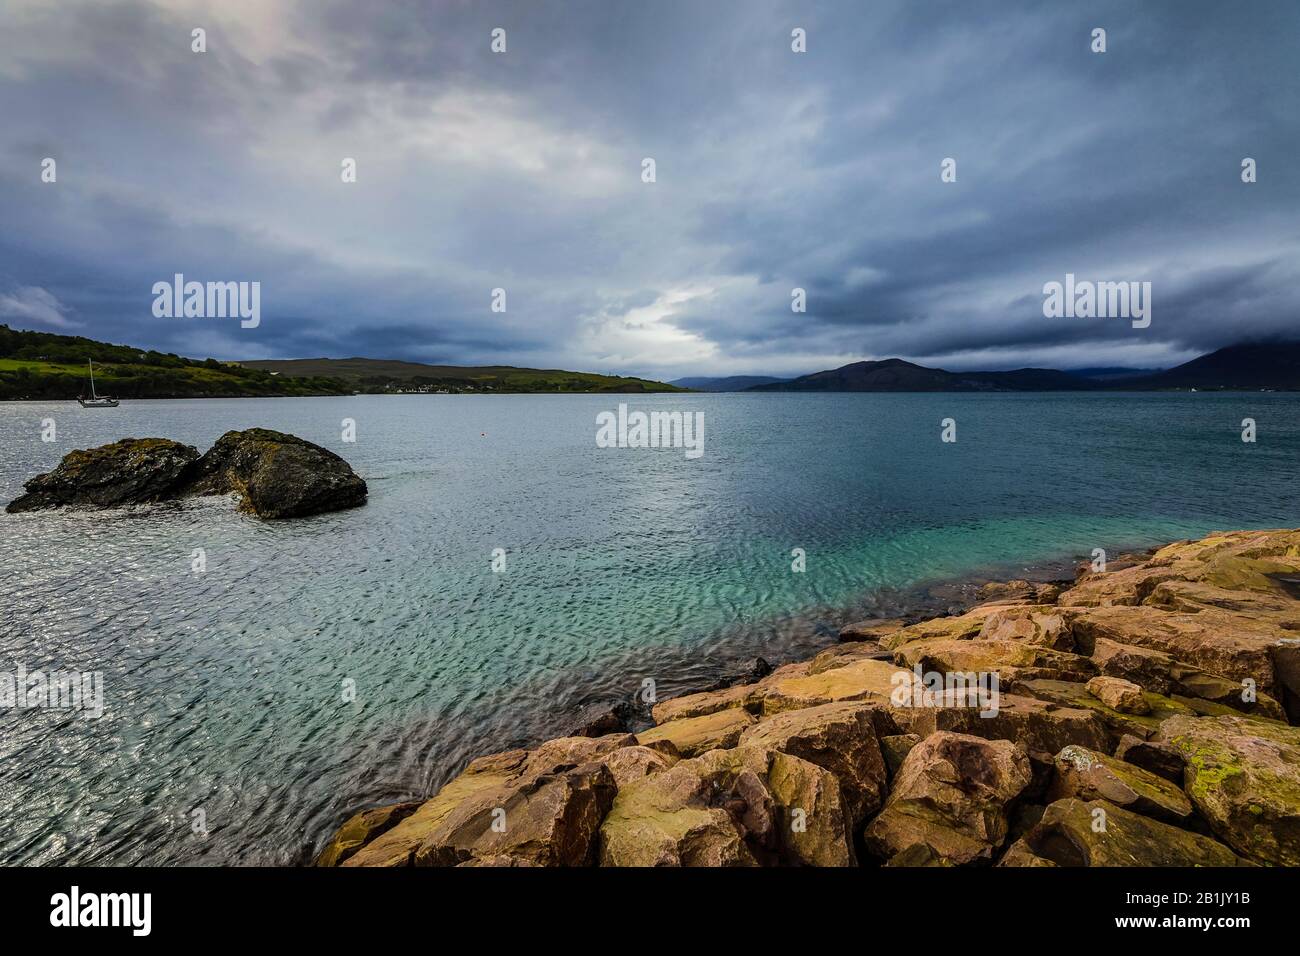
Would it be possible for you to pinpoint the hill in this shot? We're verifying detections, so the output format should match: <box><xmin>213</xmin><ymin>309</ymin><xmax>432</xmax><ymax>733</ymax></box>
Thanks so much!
<box><xmin>1120</xmin><ymin>342</ymin><xmax>1300</xmax><ymax>390</ymax></box>
<box><xmin>669</xmin><ymin>375</ymin><xmax>788</xmax><ymax>391</ymax></box>
<box><xmin>241</xmin><ymin>357</ymin><xmax>684</xmax><ymax>394</ymax></box>
<box><xmin>0</xmin><ymin>325</ymin><xmax>349</xmax><ymax>400</ymax></box>
<box><xmin>751</xmin><ymin>358</ymin><xmax>1095</xmax><ymax>392</ymax></box>
<box><xmin>750</xmin><ymin>343</ymin><xmax>1300</xmax><ymax>392</ymax></box>
<box><xmin>0</xmin><ymin>327</ymin><xmax>683</xmax><ymax>399</ymax></box>
<box><xmin>1067</xmin><ymin>367</ymin><xmax>1162</xmax><ymax>382</ymax></box>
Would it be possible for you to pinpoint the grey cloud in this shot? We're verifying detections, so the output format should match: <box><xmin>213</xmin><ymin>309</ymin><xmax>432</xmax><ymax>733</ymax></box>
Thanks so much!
<box><xmin>0</xmin><ymin>0</ymin><xmax>1296</xmax><ymax>377</ymax></box>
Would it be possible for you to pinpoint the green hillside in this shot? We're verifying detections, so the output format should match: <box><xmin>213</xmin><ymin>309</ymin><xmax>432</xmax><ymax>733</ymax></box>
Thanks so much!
<box><xmin>240</xmin><ymin>357</ymin><xmax>686</xmax><ymax>394</ymax></box>
<box><xmin>0</xmin><ymin>326</ymin><xmax>685</xmax><ymax>399</ymax></box>
<box><xmin>0</xmin><ymin>326</ymin><xmax>351</xmax><ymax>399</ymax></box>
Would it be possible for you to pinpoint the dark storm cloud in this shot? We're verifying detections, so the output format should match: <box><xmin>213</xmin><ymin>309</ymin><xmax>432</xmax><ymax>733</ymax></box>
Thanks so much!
<box><xmin>0</xmin><ymin>0</ymin><xmax>1296</xmax><ymax>377</ymax></box>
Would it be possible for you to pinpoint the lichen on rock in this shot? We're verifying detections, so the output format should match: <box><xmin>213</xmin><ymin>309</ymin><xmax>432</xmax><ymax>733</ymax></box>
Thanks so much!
<box><xmin>6</xmin><ymin>437</ymin><xmax>198</xmax><ymax>512</ymax></box>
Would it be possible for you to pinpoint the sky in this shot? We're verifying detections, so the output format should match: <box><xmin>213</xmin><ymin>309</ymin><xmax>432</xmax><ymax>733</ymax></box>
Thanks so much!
<box><xmin>0</xmin><ymin>0</ymin><xmax>1297</xmax><ymax>379</ymax></box>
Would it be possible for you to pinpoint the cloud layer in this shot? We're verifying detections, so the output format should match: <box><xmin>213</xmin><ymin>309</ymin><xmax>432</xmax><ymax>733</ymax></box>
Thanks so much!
<box><xmin>1</xmin><ymin>0</ymin><xmax>1296</xmax><ymax>377</ymax></box>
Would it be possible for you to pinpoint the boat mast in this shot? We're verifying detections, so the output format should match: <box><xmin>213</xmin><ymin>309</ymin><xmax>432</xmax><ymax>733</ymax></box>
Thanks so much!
<box><xmin>89</xmin><ymin>359</ymin><xmax>97</xmax><ymax>398</ymax></box>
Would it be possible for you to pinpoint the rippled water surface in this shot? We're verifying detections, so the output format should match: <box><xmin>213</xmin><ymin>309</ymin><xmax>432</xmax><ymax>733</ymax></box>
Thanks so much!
<box><xmin>2</xmin><ymin>392</ymin><xmax>1297</xmax><ymax>864</ymax></box>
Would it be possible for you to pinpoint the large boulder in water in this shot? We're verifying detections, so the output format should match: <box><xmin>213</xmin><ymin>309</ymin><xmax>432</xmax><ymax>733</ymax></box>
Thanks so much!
<box><xmin>5</xmin><ymin>438</ymin><xmax>199</xmax><ymax>512</ymax></box>
<box><xmin>181</xmin><ymin>428</ymin><xmax>367</xmax><ymax>518</ymax></box>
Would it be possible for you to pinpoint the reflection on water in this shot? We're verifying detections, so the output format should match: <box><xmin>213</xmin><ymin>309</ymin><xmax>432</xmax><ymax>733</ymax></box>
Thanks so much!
<box><xmin>1</xmin><ymin>392</ymin><xmax>1297</xmax><ymax>863</ymax></box>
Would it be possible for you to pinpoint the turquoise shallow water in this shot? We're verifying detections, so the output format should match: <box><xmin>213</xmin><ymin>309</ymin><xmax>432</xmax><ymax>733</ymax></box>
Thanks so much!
<box><xmin>1</xmin><ymin>391</ymin><xmax>1297</xmax><ymax>864</ymax></box>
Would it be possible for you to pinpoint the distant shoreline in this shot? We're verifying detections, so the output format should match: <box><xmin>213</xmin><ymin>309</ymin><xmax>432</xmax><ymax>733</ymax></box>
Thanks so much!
<box><xmin>4</xmin><ymin>386</ymin><xmax>1299</xmax><ymax>404</ymax></box>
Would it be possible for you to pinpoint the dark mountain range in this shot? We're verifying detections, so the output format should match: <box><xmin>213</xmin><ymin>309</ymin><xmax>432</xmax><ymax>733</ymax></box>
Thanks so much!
<box><xmin>750</xmin><ymin>359</ymin><xmax>1094</xmax><ymax>392</ymax></box>
<box><xmin>1120</xmin><ymin>343</ymin><xmax>1300</xmax><ymax>390</ymax></box>
<box><xmin>669</xmin><ymin>375</ymin><xmax>788</xmax><ymax>391</ymax></box>
<box><xmin>241</xmin><ymin>357</ymin><xmax>681</xmax><ymax>393</ymax></box>
<box><xmin>750</xmin><ymin>343</ymin><xmax>1300</xmax><ymax>392</ymax></box>
<box><xmin>1066</xmin><ymin>367</ymin><xmax>1162</xmax><ymax>382</ymax></box>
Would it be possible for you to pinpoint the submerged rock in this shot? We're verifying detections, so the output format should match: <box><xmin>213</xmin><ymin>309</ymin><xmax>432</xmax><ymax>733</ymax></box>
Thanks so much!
<box><xmin>838</xmin><ymin>618</ymin><xmax>908</xmax><ymax>642</ymax></box>
<box><xmin>565</xmin><ymin>700</ymin><xmax>635</xmax><ymax>738</ymax></box>
<box><xmin>702</xmin><ymin>656</ymin><xmax>773</xmax><ymax>690</ymax></box>
<box><xmin>6</xmin><ymin>438</ymin><xmax>198</xmax><ymax>512</ymax></box>
<box><xmin>181</xmin><ymin>428</ymin><xmax>367</xmax><ymax>518</ymax></box>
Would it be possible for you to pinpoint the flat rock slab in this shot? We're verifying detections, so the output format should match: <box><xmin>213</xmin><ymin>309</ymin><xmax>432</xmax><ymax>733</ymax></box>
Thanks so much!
<box><xmin>636</xmin><ymin>708</ymin><xmax>755</xmax><ymax>757</ymax></box>
<box><xmin>1161</xmin><ymin>714</ymin><xmax>1300</xmax><ymax>865</ymax></box>
<box><xmin>1017</xmin><ymin>678</ymin><xmax>1194</xmax><ymax>742</ymax></box>
<box><xmin>1048</xmin><ymin>745</ymin><xmax>1192</xmax><ymax>823</ymax></box>
<box><xmin>888</xmin><ymin>692</ymin><xmax>1111</xmax><ymax>758</ymax></box>
<box><xmin>759</xmin><ymin>658</ymin><xmax>910</xmax><ymax>715</ymax></box>
<box><xmin>1004</xmin><ymin>798</ymin><xmax>1247</xmax><ymax>867</ymax></box>
<box><xmin>413</xmin><ymin>762</ymin><xmax>617</xmax><ymax>867</ymax></box>
<box><xmin>1071</xmin><ymin>605</ymin><xmax>1283</xmax><ymax>692</ymax></box>
<box><xmin>894</xmin><ymin>637</ymin><xmax>1096</xmax><ymax>684</ymax></box>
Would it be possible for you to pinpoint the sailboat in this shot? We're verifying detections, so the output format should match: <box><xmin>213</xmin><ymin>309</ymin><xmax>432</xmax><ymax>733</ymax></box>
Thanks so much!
<box><xmin>77</xmin><ymin>360</ymin><xmax>119</xmax><ymax>407</ymax></box>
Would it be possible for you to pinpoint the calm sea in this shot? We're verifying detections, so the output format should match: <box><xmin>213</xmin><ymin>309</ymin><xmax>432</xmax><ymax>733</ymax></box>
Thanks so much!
<box><xmin>1</xmin><ymin>391</ymin><xmax>1297</xmax><ymax>864</ymax></box>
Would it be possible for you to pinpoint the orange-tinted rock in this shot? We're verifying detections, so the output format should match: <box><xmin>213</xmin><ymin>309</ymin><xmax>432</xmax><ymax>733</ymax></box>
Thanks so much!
<box><xmin>863</xmin><ymin>732</ymin><xmax>1032</xmax><ymax>865</ymax></box>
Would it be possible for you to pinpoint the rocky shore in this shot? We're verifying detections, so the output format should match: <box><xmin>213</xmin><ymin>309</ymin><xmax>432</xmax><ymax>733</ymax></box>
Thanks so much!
<box><xmin>315</xmin><ymin>528</ymin><xmax>1300</xmax><ymax>867</ymax></box>
<box><xmin>5</xmin><ymin>428</ymin><xmax>367</xmax><ymax>518</ymax></box>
